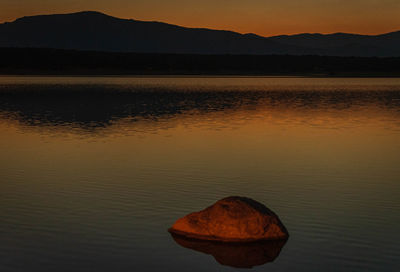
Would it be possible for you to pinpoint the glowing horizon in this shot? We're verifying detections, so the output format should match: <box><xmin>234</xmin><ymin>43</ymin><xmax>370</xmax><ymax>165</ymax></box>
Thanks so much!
<box><xmin>1</xmin><ymin>0</ymin><xmax>400</xmax><ymax>37</ymax></box>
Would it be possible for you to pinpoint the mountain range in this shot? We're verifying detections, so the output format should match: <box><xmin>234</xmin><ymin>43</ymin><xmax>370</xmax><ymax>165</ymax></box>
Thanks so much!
<box><xmin>1</xmin><ymin>11</ymin><xmax>400</xmax><ymax>57</ymax></box>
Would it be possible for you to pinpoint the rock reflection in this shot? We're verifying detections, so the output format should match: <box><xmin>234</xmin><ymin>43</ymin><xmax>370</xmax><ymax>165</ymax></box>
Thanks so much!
<box><xmin>170</xmin><ymin>233</ymin><xmax>287</xmax><ymax>269</ymax></box>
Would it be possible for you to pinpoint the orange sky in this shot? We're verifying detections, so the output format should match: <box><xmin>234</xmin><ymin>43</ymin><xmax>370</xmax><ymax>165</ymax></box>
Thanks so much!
<box><xmin>1</xmin><ymin>0</ymin><xmax>400</xmax><ymax>36</ymax></box>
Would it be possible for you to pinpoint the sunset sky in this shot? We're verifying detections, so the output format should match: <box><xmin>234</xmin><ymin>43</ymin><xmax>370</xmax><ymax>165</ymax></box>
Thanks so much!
<box><xmin>1</xmin><ymin>0</ymin><xmax>400</xmax><ymax>36</ymax></box>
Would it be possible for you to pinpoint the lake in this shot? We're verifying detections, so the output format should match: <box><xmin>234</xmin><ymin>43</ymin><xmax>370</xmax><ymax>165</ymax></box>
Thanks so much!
<box><xmin>0</xmin><ymin>76</ymin><xmax>399</xmax><ymax>271</ymax></box>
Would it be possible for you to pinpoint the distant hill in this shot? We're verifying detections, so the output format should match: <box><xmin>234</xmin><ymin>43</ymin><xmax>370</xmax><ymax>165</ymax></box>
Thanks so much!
<box><xmin>269</xmin><ymin>32</ymin><xmax>400</xmax><ymax>57</ymax></box>
<box><xmin>0</xmin><ymin>11</ymin><xmax>400</xmax><ymax>57</ymax></box>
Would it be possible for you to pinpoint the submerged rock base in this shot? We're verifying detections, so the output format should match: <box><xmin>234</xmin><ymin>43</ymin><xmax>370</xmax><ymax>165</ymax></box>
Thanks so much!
<box><xmin>169</xmin><ymin>196</ymin><xmax>289</xmax><ymax>242</ymax></box>
<box><xmin>171</xmin><ymin>233</ymin><xmax>287</xmax><ymax>268</ymax></box>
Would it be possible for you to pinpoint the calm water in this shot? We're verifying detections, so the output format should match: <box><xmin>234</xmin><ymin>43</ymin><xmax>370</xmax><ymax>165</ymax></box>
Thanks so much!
<box><xmin>1</xmin><ymin>77</ymin><xmax>400</xmax><ymax>271</ymax></box>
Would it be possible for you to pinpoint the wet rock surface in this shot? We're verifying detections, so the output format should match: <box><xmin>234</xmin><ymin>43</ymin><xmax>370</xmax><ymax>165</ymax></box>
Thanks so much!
<box><xmin>169</xmin><ymin>196</ymin><xmax>289</xmax><ymax>242</ymax></box>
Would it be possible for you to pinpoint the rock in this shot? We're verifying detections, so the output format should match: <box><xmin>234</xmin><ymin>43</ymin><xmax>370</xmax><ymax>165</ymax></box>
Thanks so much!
<box><xmin>170</xmin><ymin>233</ymin><xmax>287</xmax><ymax>268</ymax></box>
<box><xmin>169</xmin><ymin>196</ymin><xmax>288</xmax><ymax>242</ymax></box>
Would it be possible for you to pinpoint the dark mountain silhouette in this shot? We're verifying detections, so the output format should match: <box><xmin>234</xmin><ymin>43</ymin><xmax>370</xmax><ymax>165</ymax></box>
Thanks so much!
<box><xmin>1</xmin><ymin>11</ymin><xmax>399</xmax><ymax>56</ymax></box>
<box><xmin>269</xmin><ymin>32</ymin><xmax>400</xmax><ymax>57</ymax></box>
<box><xmin>0</xmin><ymin>11</ymin><xmax>303</xmax><ymax>55</ymax></box>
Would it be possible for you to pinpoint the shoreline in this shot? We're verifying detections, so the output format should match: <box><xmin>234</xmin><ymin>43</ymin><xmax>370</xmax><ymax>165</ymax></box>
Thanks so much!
<box><xmin>1</xmin><ymin>48</ymin><xmax>400</xmax><ymax>78</ymax></box>
<box><xmin>1</xmin><ymin>74</ymin><xmax>400</xmax><ymax>78</ymax></box>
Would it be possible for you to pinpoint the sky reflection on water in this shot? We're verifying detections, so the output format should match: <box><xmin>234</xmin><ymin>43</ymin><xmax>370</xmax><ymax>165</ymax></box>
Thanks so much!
<box><xmin>0</xmin><ymin>77</ymin><xmax>400</xmax><ymax>271</ymax></box>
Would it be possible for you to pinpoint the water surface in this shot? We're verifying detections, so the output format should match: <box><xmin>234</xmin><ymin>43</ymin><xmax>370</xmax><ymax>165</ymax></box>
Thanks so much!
<box><xmin>1</xmin><ymin>77</ymin><xmax>400</xmax><ymax>271</ymax></box>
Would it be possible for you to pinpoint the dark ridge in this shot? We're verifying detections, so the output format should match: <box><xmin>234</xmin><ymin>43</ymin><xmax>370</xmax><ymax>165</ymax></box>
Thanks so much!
<box><xmin>1</xmin><ymin>11</ymin><xmax>399</xmax><ymax>56</ymax></box>
<box><xmin>0</xmin><ymin>11</ymin><xmax>293</xmax><ymax>55</ymax></box>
